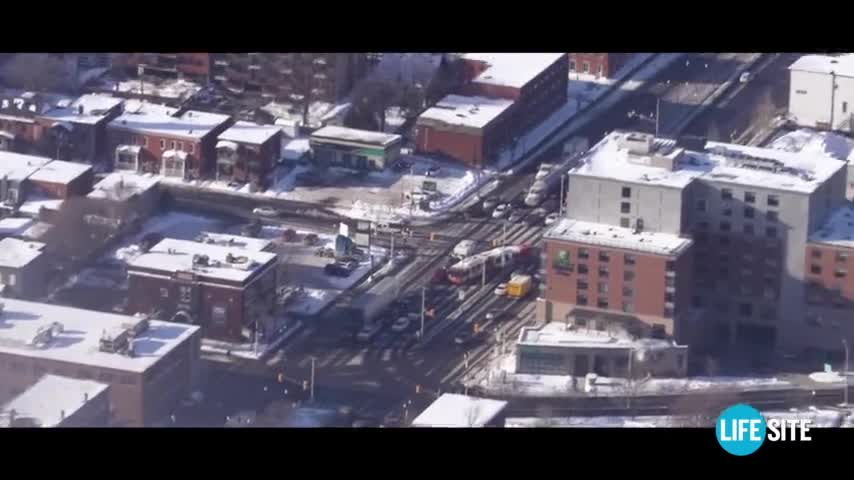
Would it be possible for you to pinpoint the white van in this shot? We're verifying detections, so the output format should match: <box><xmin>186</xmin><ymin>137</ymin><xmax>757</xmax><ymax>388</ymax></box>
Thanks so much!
<box><xmin>452</xmin><ymin>240</ymin><xmax>477</xmax><ymax>259</ymax></box>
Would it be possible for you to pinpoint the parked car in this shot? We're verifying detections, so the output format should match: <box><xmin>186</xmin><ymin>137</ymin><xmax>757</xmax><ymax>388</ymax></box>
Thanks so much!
<box><xmin>426</xmin><ymin>165</ymin><xmax>441</xmax><ymax>177</ymax></box>
<box><xmin>508</xmin><ymin>210</ymin><xmax>526</xmax><ymax>223</ymax></box>
<box><xmin>282</xmin><ymin>228</ymin><xmax>298</xmax><ymax>242</ymax></box>
<box><xmin>544</xmin><ymin>212</ymin><xmax>560</xmax><ymax>226</ymax></box>
<box><xmin>253</xmin><ymin>206</ymin><xmax>280</xmax><ymax>217</ymax></box>
<box><xmin>510</xmin><ymin>195</ymin><xmax>527</xmax><ymax>209</ymax></box>
<box><xmin>492</xmin><ymin>204</ymin><xmax>510</xmax><ymax>219</ymax></box>
<box><xmin>356</xmin><ymin>323</ymin><xmax>383</xmax><ymax>342</ymax></box>
<box><xmin>303</xmin><ymin>233</ymin><xmax>320</xmax><ymax>246</ymax></box>
<box><xmin>315</xmin><ymin>247</ymin><xmax>335</xmax><ymax>258</ymax></box>
<box><xmin>454</xmin><ymin>328</ymin><xmax>486</xmax><ymax>346</ymax></box>
<box><xmin>485</xmin><ymin>309</ymin><xmax>504</xmax><ymax>321</ymax></box>
<box><xmin>241</xmin><ymin>220</ymin><xmax>262</xmax><ymax>238</ymax></box>
<box><xmin>482</xmin><ymin>197</ymin><xmax>501</xmax><ymax>212</ymax></box>
<box><xmin>541</xmin><ymin>199</ymin><xmax>560</xmax><ymax>213</ymax></box>
<box><xmin>431</xmin><ymin>268</ymin><xmax>448</xmax><ymax>285</ymax></box>
<box><xmin>494</xmin><ymin>283</ymin><xmax>508</xmax><ymax>296</ymax></box>
<box><xmin>393</xmin><ymin>159</ymin><xmax>413</xmax><ymax>172</ymax></box>
<box><xmin>324</xmin><ymin>263</ymin><xmax>350</xmax><ymax>277</ymax></box>
<box><xmin>391</xmin><ymin>316</ymin><xmax>411</xmax><ymax>333</ymax></box>
<box><xmin>337</xmin><ymin>259</ymin><xmax>359</xmax><ymax>272</ymax></box>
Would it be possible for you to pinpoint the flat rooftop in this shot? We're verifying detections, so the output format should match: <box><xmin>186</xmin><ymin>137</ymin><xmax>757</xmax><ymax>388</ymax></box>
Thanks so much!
<box><xmin>544</xmin><ymin>218</ymin><xmax>692</xmax><ymax>256</ymax></box>
<box><xmin>418</xmin><ymin>94</ymin><xmax>514</xmax><ymax>129</ymax></box>
<box><xmin>0</xmin><ymin>151</ymin><xmax>51</xmax><ymax>181</ymax></box>
<box><xmin>109</xmin><ymin>105</ymin><xmax>230</xmax><ymax>140</ymax></box>
<box><xmin>0</xmin><ymin>238</ymin><xmax>45</xmax><ymax>269</ymax></box>
<box><xmin>789</xmin><ymin>54</ymin><xmax>854</xmax><ymax>78</ymax></box>
<box><xmin>0</xmin><ymin>217</ymin><xmax>35</xmax><ymax>238</ymax></box>
<box><xmin>88</xmin><ymin>172</ymin><xmax>159</xmax><ymax>201</ymax></box>
<box><xmin>41</xmin><ymin>93</ymin><xmax>123</xmax><ymax>126</ymax></box>
<box><xmin>571</xmin><ymin>131</ymin><xmax>846</xmax><ymax>194</ymax></box>
<box><xmin>218</xmin><ymin>121</ymin><xmax>282</xmax><ymax>146</ymax></box>
<box><xmin>463</xmin><ymin>53</ymin><xmax>565</xmax><ymax>88</ymax></box>
<box><xmin>810</xmin><ymin>204</ymin><xmax>854</xmax><ymax>249</ymax></box>
<box><xmin>1</xmin><ymin>375</ymin><xmax>108</xmax><ymax>427</ymax></box>
<box><xmin>311</xmin><ymin>125</ymin><xmax>401</xmax><ymax>147</ymax></box>
<box><xmin>0</xmin><ymin>298</ymin><xmax>200</xmax><ymax>373</ymax></box>
<box><xmin>128</xmin><ymin>237</ymin><xmax>277</xmax><ymax>284</ymax></box>
<box><xmin>517</xmin><ymin>321</ymin><xmax>675</xmax><ymax>350</ymax></box>
<box><xmin>194</xmin><ymin>232</ymin><xmax>273</xmax><ymax>252</ymax></box>
<box><xmin>27</xmin><ymin>160</ymin><xmax>92</xmax><ymax>185</ymax></box>
<box><xmin>411</xmin><ymin>394</ymin><xmax>508</xmax><ymax>428</ymax></box>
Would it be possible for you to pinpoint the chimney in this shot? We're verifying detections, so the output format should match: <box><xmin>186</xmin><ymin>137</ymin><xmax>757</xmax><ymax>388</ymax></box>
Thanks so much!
<box><xmin>78</xmin><ymin>105</ymin><xmax>84</xmax><ymax>115</ymax></box>
<box><xmin>60</xmin><ymin>410</ymin><xmax>66</xmax><ymax>421</ymax></box>
<box><xmin>84</xmin><ymin>392</ymin><xmax>89</xmax><ymax>402</ymax></box>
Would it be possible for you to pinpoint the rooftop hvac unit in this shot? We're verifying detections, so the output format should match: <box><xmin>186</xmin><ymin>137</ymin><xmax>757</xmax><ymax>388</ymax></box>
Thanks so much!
<box><xmin>99</xmin><ymin>327</ymin><xmax>130</xmax><ymax>354</ymax></box>
<box><xmin>192</xmin><ymin>254</ymin><xmax>210</xmax><ymax>266</ymax></box>
<box><xmin>123</xmin><ymin>316</ymin><xmax>150</xmax><ymax>337</ymax></box>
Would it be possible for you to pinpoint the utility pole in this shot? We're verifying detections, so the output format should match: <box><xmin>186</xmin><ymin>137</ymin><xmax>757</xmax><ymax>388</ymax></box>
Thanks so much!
<box><xmin>559</xmin><ymin>174</ymin><xmax>566</xmax><ymax>216</ymax></box>
<box><xmin>481</xmin><ymin>261</ymin><xmax>487</xmax><ymax>287</ymax></box>
<box><xmin>655</xmin><ymin>97</ymin><xmax>661</xmax><ymax>137</ymax></box>
<box><xmin>310</xmin><ymin>356</ymin><xmax>316</xmax><ymax>403</ymax></box>
<box><xmin>844</xmin><ymin>339</ymin><xmax>849</xmax><ymax>407</ymax></box>
<box><xmin>253</xmin><ymin>318</ymin><xmax>259</xmax><ymax>357</ymax></box>
<box><xmin>390</xmin><ymin>231</ymin><xmax>395</xmax><ymax>264</ymax></box>
<box><xmin>420</xmin><ymin>286</ymin><xmax>426</xmax><ymax>340</ymax></box>
<box><xmin>830</xmin><ymin>71</ymin><xmax>837</xmax><ymax>131</ymax></box>
<box><xmin>627</xmin><ymin>347</ymin><xmax>634</xmax><ymax>410</ymax></box>
<box><xmin>501</xmin><ymin>222</ymin><xmax>507</xmax><ymax>267</ymax></box>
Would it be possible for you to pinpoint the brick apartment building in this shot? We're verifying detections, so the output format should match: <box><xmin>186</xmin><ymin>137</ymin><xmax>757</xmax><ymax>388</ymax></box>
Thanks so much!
<box><xmin>0</xmin><ymin>91</ymin><xmax>73</xmax><ymax>154</ymax></box>
<box><xmin>0</xmin><ymin>152</ymin><xmax>51</xmax><ymax>211</ymax></box>
<box><xmin>39</xmin><ymin>94</ymin><xmax>124</xmax><ymax>164</ymax></box>
<box><xmin>215</xmin><ymin>121</ymin><xmax>284</xmax><ymax>187</ymax></box>
<box><xmin>107</xmin><ymin>102</ymin><xmax>233</xmax><ymax>180</ymax></box>
<box><xmin>126</xmin><ymin>237</ymin><xmax>278</xmax><ymax>341</ymax></box>
<box><xmin>26</xmin><ymin>160</ymin><xmax>94</xmax><ymax>199</ymax></box>
<box><xmin>0</xmin><ymin>299</ymin><xmax>201</xmax><ymax>427</ymax></box>
<box><xmin>112</xmin><ymin>53</ymin><xmax>211</xmax><ymax>81</ymax></box>
<box><xmin>544</xmin><ymin>130</ymin><xmax>849</xmax><ymax>357</ymax></box>
<box><xmin>568</xmin><ymin>53</ymin><xmax>634</xmax><ymax>78</ymax></box>
<box><xmin>1</xmin><ymin>375</ymin><xmax>111</xmax><ymax>427</ymax></box>
<box><xmin>416</xmin><ymin>53</ymin><xmax>568</xmax><ymax>167</ymax></box>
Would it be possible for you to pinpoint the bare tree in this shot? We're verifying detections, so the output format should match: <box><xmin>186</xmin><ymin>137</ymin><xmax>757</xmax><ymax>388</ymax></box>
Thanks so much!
<box><xmin>752</xmin><ymin>88</ymin><xmax>777</xmax><ymax>129</ymax></box>
<box><xmin>706</xmin><ymin>121</ymin><xmax>721</xmax><ymax>142</ymax></box>
<box><xmin>287</xmin><ymin>54</ymin><xmax>330</xmax><ymax>126</ymax></box>
<box><xmin>424</xmin><ymin>55</ymin><xmax>465</xmax><ymax>106</ymax></box>
<box><xmin>1</xmin><ymin>54</ymin><xmax>73</xmax><ymax>92</ymax></box>
<box><xmin>41</xmin><ymin>197</ymin><xmax>132</xmax><ymax>261</ymax></box>
<box><xmin>346</xmin><ymin>79</ymin><xmax>403</xmax><ymax>132</ymax></box>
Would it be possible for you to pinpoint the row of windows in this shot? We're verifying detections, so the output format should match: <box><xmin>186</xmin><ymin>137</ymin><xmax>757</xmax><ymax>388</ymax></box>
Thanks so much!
<box><xmin>557</xmin><ymin>249</ymin><xmax>637</xmax><ymax>265</ymax></box>
<box><xmin>696</xmin><ymin>201</ymin><xmax>780</xmax><ymax>221</ymax></box>
<box><xmin>122</xmin><ymin>134</ymin><xmax>196</xmax><ymax>154</ymax></box>
<box><xmin>0</xmin><ymin>359</ymin><xmax>136</xmax><ymax>385</ymax></box>
<box><xmin>810</xmin><ymin>249</ymin><xmax>850</xmax><ymax>262</ymax></box>
<box><xmin>717</xmin><ymin>189</ymin><xmax>779</xmax><ymax>206</ymax></box>
<box><xmin>809</xmin><ymin>264</ymin><xmax>848</xmax><ymax>278</ymax></box>
<box><xmin>693</xmin><ymin>297</ymin><xmax>777</xmax><ymax>320</ymax></box>
<box><xmin>696</xmin><ymin>220</ymin><xmax>779</xmax><ymax>238</ymax></box>
<box><xmin>569</xmin><ymin>60</ymin><xmax>605</xmax><ymax>76</ymax></box>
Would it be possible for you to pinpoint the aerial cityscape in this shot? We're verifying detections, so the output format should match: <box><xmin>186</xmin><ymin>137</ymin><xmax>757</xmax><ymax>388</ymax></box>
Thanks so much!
<box><xmin>1</xmin><ymin>51</ymin><xmax>854</xmax><ymax>431</ymax></box>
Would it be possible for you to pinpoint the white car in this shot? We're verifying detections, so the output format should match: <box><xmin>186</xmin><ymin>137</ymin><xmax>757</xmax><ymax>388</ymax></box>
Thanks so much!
<box><xmin>492</xmin><ymin>203</ymin><xmax>510</xmax><ymax>219</ymax></box>
<box><xmin>494</xmin><ymin>283</ymin><xmax>508</xmax><ymax>296</ymax></box>
<box><xmin>544</xmin><ymin>212</ymin><xmax>559</xmax><ymax>226</ymax></box>
<box><xmin>253</xmin><ymin>206</ymin><xmax>280</xmax><ymax>217</ymax></box>
<box><xmin>391</xmin><ymin>316</ymin><xmax>411</xmax><ymax>333</ymax></box>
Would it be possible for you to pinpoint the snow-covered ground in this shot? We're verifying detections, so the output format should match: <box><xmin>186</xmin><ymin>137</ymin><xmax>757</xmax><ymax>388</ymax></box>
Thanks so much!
<box><xmin>261</xmin><ymin>100</ymin><xmax>351</xmax><ymax>129</ymax></box>
<box><xmin>770</xmin><ymin>128</ymin><xmax>854</xmax><ymax>161</ymax></box>
<box><xmin>383</xmin><ymin>106</ymin><xmax>408</xmax><ymax>133</ymax></box>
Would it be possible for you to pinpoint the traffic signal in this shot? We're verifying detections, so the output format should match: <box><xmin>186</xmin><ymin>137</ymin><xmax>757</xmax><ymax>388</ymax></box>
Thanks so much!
<box><xmin>278</xmin><ymin>373</ymin><xmax>285</xmax><ymax>383</ymax></box>
<box><xmin>415</xmin><ymin>384</ymin><xmax>421</xmax><ymax>394</ymax></box>
<box><xmin>474</xmin><ymin>323</ymin><xmax>480</xmax><ymax>333</ymax></box>
<box><xmin>426</xmin><ymin>308</ymin><xmax>436</xmax><ymax>318</ymax></box>
<box><xmin>302</xmin><ymin>380</ymin><xmax>309</xmax><ymax>391</ymax></box>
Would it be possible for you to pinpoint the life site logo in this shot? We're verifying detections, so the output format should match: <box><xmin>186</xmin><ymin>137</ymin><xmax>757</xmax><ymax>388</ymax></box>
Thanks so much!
<box><xmin>715</xmin><ymin>403</ymin><xmax>813</xmax><ymax>456</ymax></box>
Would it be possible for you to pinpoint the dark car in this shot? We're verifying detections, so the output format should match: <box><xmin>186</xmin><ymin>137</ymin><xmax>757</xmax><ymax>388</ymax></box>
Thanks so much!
<box><xmin>510</xmin><ymin>194</ymin><xmax>527</xmax><ymax>209</ymax></box>
<box><xmin>324</xmin><ymin>263</ymin><xmax>350</xmax><ymax>277</ymax></box>
<box><xmin>526</xmin><ymin>212</ymin><xmax>544</xmax><ymax>226</ymax></box>
<box><xmin>426</xmin><ymin>165</ymin><xmax>441</xmax><ymax>177</ymax></box>
<box><xmin>337</xmin><ymin>259</ymin><xmax>359</xmax><ymax>272</ymax></box>
<box><xmin>540</xmin><ymin>199</ymin><xmax>560</xmax><ymax>213</ymax></box>
<box><xmin>303</xmin><ymin>233</ymin><xmax>320</xmax><ymax>246</ymax></box>
<box><xmin>454</xmin><ymin>328</ymin><xmax>486</xmax><ymax>346</ymax></box>
<box><xmin>241</xmin><ymin>220</ymin><xmax>262</xmax><ymax>238</ymax></box>
<box><xmin>482</xmin><ymin>196</ymin><xmax>501</xmax><ymax>212</ymax></box>
<box><xmin>508</xmin><ymin>210</ymin><xmax>526</xmax><ymax>223</ymax></box>
<box><xmin>139</xmin><ymin>232</ymin><xmax>164</xmax><ymax>252</ymax></box>
<box><xmin>431</xmin><ymin>268</ymin><xmax>448</xmax><ymax>285</ymax></box>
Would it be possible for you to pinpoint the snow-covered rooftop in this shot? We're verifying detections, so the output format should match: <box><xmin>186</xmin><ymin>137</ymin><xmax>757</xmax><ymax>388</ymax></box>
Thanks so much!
<box><xmin>0</xmin><ymin>238</ymin><xmax>45</xmax><ymax>269</ymax></box>
<box><xmin>571</xmin><ymin>131</ymin><xmax>846</xmax><ymax>194</ymax></box>
<box><xmin>218</xmin><ymin>121</ymin><xmax>282</xmax><ymax>146</ymax></box>
<box><xmin>88</xmin><ymin>172</ymin><xmax>159</xmax><ymax>201</ymax></box>
<box><xmin>1</xmin><ymin>375</ymin><xmax>108</xmax><ymax>427</ymax></box>
<box><xmin>0</xmin><ymin>151</ymin><xmax>51</xmax><ymax>181</ymax></box>
<box><xmin>517</xmin><ymin>321</ymin><xmax>676</xmax><ymax>350</ymax></box>
<box><xmin>0</xmin><ymin>217</ymin><xmax>35</xmax><ymax>238</ymax></box>
<box><xmin>463</xmin><ymin>53</ymin><xmax>565</xmax><ymax>88</ymax></box>
<box><xmin>411</xmin><ymin>394</ymin><xmax>508</xmax><ymax>428</ymax></box>
<box><xmin>544</xmin><ymin>218</ymin><xmax>692</xmax><ymax>256</ymax></box>
<box><xmin>770</xmin><ymin>128</ymin><xmax>854</xmax><ymax>162</ymax></box>
<box><xmin>789</xmin><ymin>54</ymin><xmax>854</xmax><ymax>78</ymax></box>
<box><xmin>109</xmin><ymin>106</ymin><xmax>231</xmax><ymax>140</ymax></box>
<box><xmin>18</xmin><ymin>197</ymin><xmax>64</xmax><ymax>216</ymax></box>
<box><xmin>418</xmin><ymin>94</ymin><xmax>514</xmax><ymax>129</ymax></box>
<box><xmin>505</xmin><ymin>415</ymin><xmax>692</xmax><ymax>428</ymax></box>
<box><xmin>282</xmin><ymin>137</ymin><xmax>310</xmax><ymax>161</ymax></box>
<box><xmin>27</xmin><ymin>160</ymin><xmax>91</xmax><ymax>185</ymax></box>
<box><xmin>128</xmin><ymin>238</ymin><xmax>277</xmax><ymax>284</ymax></box>
<box><xmin>311</xmin><ymin>125</ymin><xmax>402</xmax><ymax>147</ymax></box>
<box><xmin>194</xmin><ymin>232</ymin><xmax>273</xmax><ymax>252</ymax></box>
<box><xmin>41</xmin><ymin>93</ymin><xmax>123</xmax><ymax>126</ymax></box>
<box><xmin>809</xmin><ymin>204</ymin><xmax>854</xmax><ymax>249</ymax></box>
<box><xmin>0</xmin><ymin>298</ymin><xmax>200</xmax><ymax>373</ymax></box>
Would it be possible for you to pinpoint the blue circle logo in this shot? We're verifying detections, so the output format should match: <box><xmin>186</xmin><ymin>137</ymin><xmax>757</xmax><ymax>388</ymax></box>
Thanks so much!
<box><xmin>715</xmin><ymin>404</ymin><xmax>766</xmax><ymax>456</ymax></box>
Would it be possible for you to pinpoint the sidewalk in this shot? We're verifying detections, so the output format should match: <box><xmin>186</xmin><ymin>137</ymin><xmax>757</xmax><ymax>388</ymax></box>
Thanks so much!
<box><xmin>201</xmin><ymin>320</ymin><xmax>305</xmax><ymax>362</ymax></box>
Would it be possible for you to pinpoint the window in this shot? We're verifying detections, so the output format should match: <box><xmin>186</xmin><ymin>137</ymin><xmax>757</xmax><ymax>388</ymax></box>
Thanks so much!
<box><xmin>576</xmin><ymin>317</ymin><xmax>587</xmax><ymax>328</ymax></box>
<box><xmin>744</xmin><ymin>191</ymin><xmax>756</xmax><ymax>203</ymax></box>
<box><xmin>623</xmin><ymin>286</ymin><xmax>634</xmax><ymax>297</ymax></box>
<box><xmin>720</xmin><ymin>221</ymin><xmax>731</xmax><ymax>232</ymax></box>
<box><xmin>622</xmin><ymin>302</ymin><xmax>634</xmax><ymax>313</ymax></box>
<box><xmin>582</xmin><ymin>62</ymin><xmax>590</xmax><ymax>73</ymax></box>
<box><xmin>796</xmin><ymin>89</ymin><xmax>808</xmax><ymax>95</ymax></box>
<box><xmin>597</xmin><ymin>64</ymin><xmax>604</xmax><ymax>77</ymax></box>
<box><xmin>98</xmin><ymin>372</ymin><xmax>114</xmax><ymax>383</ymax></box>
<box><xmin>836</xmin><ymin>252</ymin><xmax>849</xmax><ymax>263</ymax></box>
<box><xmin>597</xmin><ymin>298</ymin><xmax>609</xmax><ymax>309</ymax></box>
<box><xmin>597</xmin><ymin>282</ymin><xmax>609</xmax><ymax>294</ymax></box>
<box><xmin>743</xmin><ymin>224</ymin><xmax>754</xmax><ymax>236</ymax></box>
<box><xmin>212</xmin><ymin>305</ymin><xmax>227</xmax><ymax>326</ymax></box>
<box><xmin>160</xmin><ymin>288</ymin><xmax>169</xmax><ymax>298</ymax></box>
<box><xmin>624</xmin><ymin>254</ymin><xmax>635</xmax><ymax>266</ymax></box>
<box><xmin>720</xmin><ymin>236</ymin><xmax>731</xmax><ymax>246</ymax></box>
<box><xmin>170</xmin><ymin>140</ymin><xmax>176</xmax><ymax>150</ymax></box>
<box><xmin>578</xmin><ymin>264</ymin><xmax>589</xmax><ymax>275</ymax></box>
<box><xmin>577</xmin><ymin>279</ymin><xmax>588</xmax><ymax>290</ymax></box>
<box><xmin>722</xmin><ymin>207</ymin><xmax>732</xmax><ymax>217</ymax></box>
<box><xmin>120</xmin><ymin>375</ymin><xmax>135</xmax><ymax>386</ymax></box>
<box><xmin>811</xmin><ymin>249</ymin><xmax>822</xmax><ymax>259</ymax></box>
<box><xmin>810</xmin><ymin>264</ymin><xmax>822</xmax><ymax>275</ymax></box>
<box><xmin>576</xmin><ymin>293</ymin><xmax>588</xmax><ymax>306</ymax></box>
<box><xmin>598</xmin><ymin>266</ymin><xmax>609</xmax><ymax>278</ymax></box>
<box><xmin>663</xmin><ymin>307</ymin><xmax>674</xmax><ymax>318</ymax></box>
<box><xmin>190</xmin><ymin>143</ymin><xmax>196</xmax><ymax>154</ymax></box>
<box><xmin>179</xmin><ymin>286</ymin><xmax>192</xmax><ymax>303</ymax></box>
<box><xmin>766</xmin><ymin>227</ymin><xmax>777</xmax><ymax>239</ymax></box>
<box><xmin>620</xmin><ymin>202</ymin><xmax>631</xmax><ymax>214</ymax></box>
<box><xmin>569</xmin><ymin>60</ymin><xmax>576</xmax><ymax>71</ymax></box>
<box><xmin>78</xmin><ymin>368</ymin><xmax>93</xmax><ymax>379</ymax></box>
<box><xmin>743</xmin><ymin>207</ymin><xmax>754</xmax><ymax>219</ymax></box>
<box><xmin>553</xmin><ymin>250</ymin><xmax>572</xmax><ymax>271</ymax></box>
<box><xmin>621</xmin><ymin>187</ymin><xmax>631</xmax><ymax>198</ymax></box>
<box><xmin>177</xmin><ymin>141</ymin><xmax>184</xmax><ymax>152</ymax></box>
<box><xmin>845</xmin><ymin>101</ymin><xmax>849</xmax><ymax>114</ymax></box>
<box><xmin>665</xmin><ymin>292</ymin><xmax>675</xmax><ymax>303</ymax></box>
<box><xmin>739</xmin><ymin>303</ymin><xmax>753</xmax><ymax>316</ymax></box>
<box><xmin>766</xmin><ymin>211</ymin><xmax>778</xmax><ymax>222</ymax></box>
<box><xmin>696</xmin><ymin>199</ymin><xmax>707</xmax><ymax>212</ymax></box>
<box><xmin>767</xmin><ymin>195</ymin><xmax>779</xmax><ymax>207</ymax></box>
<box><xmin>142</xmin><ymin>136</ymin><xmax>148</xmax><ymax>147</ymax></box>
<box><xmin>578</xmin><ymin>248</ymin><xmax>589</xmax><ymax>260</ymax></box>
<box><xmin>665</xmin><ymin>276</ymin><xmax>675</xmax><ymax>287</ymax></box>
<box><xmin>598</xmin><ymin>251</ymin><xmax>610</xmax><ymax>262</ymax></box>
<box><xmin>835</xmin><ymin>268</ymin><xmax>847</xmax><ymax>279</ymax></box>
<box><xmin>7</xmin><ymin>273</ymin><xmax>16</xmax><ymax>286</ymax></box>
<box><xmin>160</xmin><ymin>139</ymin><xmax>165</xmax><ymax>150</ymax></box>
<box><xmin>722</xmin><ymin>188</ymin><xmax>733</xmax><ymax>200</ymax></box>
<box><xmin>620</xmin><ymin>217</ymin><xmax>630</xmax><ymax>228</ymax></box>
<box><xmin>696</xmin><ymin>221</ymin><xmax>709</xmax><ymax>231</ymax></box>
<box><xmin>666</xmin><ymin>260</ymin><xmax>676</xmax><ymax>272</ymax></box>
<box><xmin>624</xmin><ymin>271</ymin><xmax>635</xmax><ymax>282</ymax></box>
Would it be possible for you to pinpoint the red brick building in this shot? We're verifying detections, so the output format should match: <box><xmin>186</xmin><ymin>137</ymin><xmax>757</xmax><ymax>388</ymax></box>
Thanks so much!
<box><xmin>540</xmin><ymin>219</ymin><xmax>695</xmax><ymax>343</ymax></box>
<box><xmin>215</xmin><ymin>121</ymin><xmax>284</xmax><ymax>188</ymax></box>
<box><xmin>0</xmin><ymin>91</ymin><xmax>74</xmax><ymax>154</ymax></box>
<box><xmin>568</xmin><ymin>53</ymin><xmax>634</xmax><ymax>78</ymax></box>
<box><xmin>126</xmin><ymin>237</ymin><xmax>278</xmax><ymax>341</ymax></box>
<box><xmin>27</xmin><ymin>160</ymin><xmax>94</xmax><ymax>199</ymax></box>
<box><xmin>113</xmin><ymin>53</ymin><xmax>211</xmax><ymax>81</ymax></box>
<box><xmin>107</xmin><ymin>102</ymin><xmax>232</xmax><ymax>180</ymax></box>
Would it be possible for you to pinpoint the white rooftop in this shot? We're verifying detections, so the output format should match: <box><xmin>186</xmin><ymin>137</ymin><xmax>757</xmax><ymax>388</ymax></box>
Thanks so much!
<box><xmin>88</xmin><ymin>172</ymin><xmax>159</xmax><ymax>201</ymax></box>
<box><xmin>27</xmin><ymin>160</ymin><xmax>92</xmax><ymax>185</ymax></box>
<box><xmin>571</xmin><ymin>131</ymin><xmax>846</xmax><ymax>194</ymax></box>
<box><xmin>195</xmin><ymin>232</ymin><xmax>273</xmax><ymax>252</ymax></box>
<box><xmin>789</xmin><ymin>54</ymin><xmax>854</xmax><ymax>78</ymax></box>
<box><xmin>18</xmin><ymin>197</ymin><xmax>64</xmax><ymax>216</ymax></box>
<box><xmin>0</xmin><ymin>151</ymin><xmax>51</xmax><ymax>181</ymax></box>
<box><xmin>545</xmin><ymin>218</ymin><xmax>692</xmax><ymax>256</ymax></box>
<box><xmin>109</xmin><ymin>106</ymin><xmax>230</xmax><ymax>140</ymax></box>
<box><xmin>418</xmin><ymin>94</ymin><xmax>514</xmax><ymax>129</ymax></box>
<box><xmin>810</xmin><ymin>204</ymin><xmax>854</xmax><ymax>249</ymax></box>
<box><xmin>41</xmin><ymin>94</ymin><xmax>123</xmax><ymax>126</ymax></box>
<box><xmin>0</xmin><ymin>298</ymin><xmax>200</xmax><ymax>373</ymax></box>
<box><xmin>218</xmin><ymin>121</ymin><xmax>282</xmax><ymax>146</ymax></box>
<box><xmin>128</xmin><ymin>237</ymin><xmax>277</xmax><ymax>284</ymax></box>
<box><xmin>0</xmin><ymin>217</ymin><xmax>35</xmax><ymax>238</ymax></box>
<box><xmin>411</xmin><ymin>394</ymin><xmax>508</xmax><ymax>428</ymax></box>
<box><xmin>311</xmin><ymin>125</ymin><xmax>401</xmax><ymax>147</ymax></box>
<box><xmin>517</xmin><ymin>321</ymin><xmax>675</xmax><ymax>350</ymax></box>
<box><xmin>463</xmin><ymin>53</ymin><xmax>565</xmax><ymax>88</ymax></box>
<box><xmin>1</xmin><ymin>375</ymin><xmax>108</xmax><ymax>427</ymax></box>
<box><xmin>0</xmin><ymin>237</ymin><xmax>45</xmax><ymax>269</ymax></box>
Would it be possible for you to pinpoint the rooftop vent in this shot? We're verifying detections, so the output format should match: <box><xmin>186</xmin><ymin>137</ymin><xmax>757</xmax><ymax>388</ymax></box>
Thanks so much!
<box><xmin>193</xmin><ymin>254</ymin><xmax>210</xmax><ymax>266</ymax></box>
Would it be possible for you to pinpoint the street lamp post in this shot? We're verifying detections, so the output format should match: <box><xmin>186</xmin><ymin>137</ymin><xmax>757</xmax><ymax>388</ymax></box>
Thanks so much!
<box><xmin>843</xmin><ymin>339</ymin><xmax>849</xmax><ymax>407</ymax></box>
<box><xmin>310</xmin><ymin>356</ymin><xmax>316</xmax><ymax>403</ymax></box>
<box><xmin>420</xmin><ymin>286</ymin><xmax>426</xmax><ymax>340</ymax></box>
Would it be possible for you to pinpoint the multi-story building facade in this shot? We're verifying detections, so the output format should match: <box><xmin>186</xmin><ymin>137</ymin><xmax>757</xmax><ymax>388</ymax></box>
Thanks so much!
<box><xmin>39</xmin><ymin>94</ymin><xmax>124</xmax><ymax>164</ymax></box>
<box><xmin>215</xmin><ymin>121</ymin><xmax>284</xmax><ymax>187</ymax></box>
<box><xmin>1</xmin><ymin>375</ymin><xmax>111</xmax><ymax>428</ymax></box>
<box><xmin>112</xmin><ymin>53</ymin><xmax>211</xmax><ymax>82</ymax></box>
<box><xmin>788</xmin><ymin>54</ymin><xmax>854</xmax><ymax>132</ymax></box>
<box><xmin>0</xmin><ymin>299</ymin><xmax>201</xmax><ymax>427</ymax></box>
<box><xmin>568</xmin><ymin>53</ymin><xmax>634</xmax><ymax>78</ymax></box>
<box><xmin>0</xmin><ymin>91</ymin><xmax>73</xmax><ymax>154</ymax></box>
<box><xmin>126</xmin><ymin>237</ymin><xmax>278</xmax><ymax>341</ymax></box>
<box><xmin>548</xmin><ymin>130</ymin><xmax>849</xmax><ymax>357</ymax></box>
<box><xmin>107</xmin><ymin>102</ymin><xmax>232</xmax><ymax>180</ymax></box>
<box><xmin>0</xmin><ymin>238</ymin><xmax>48</xmax><ymax>299</ymax></box>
